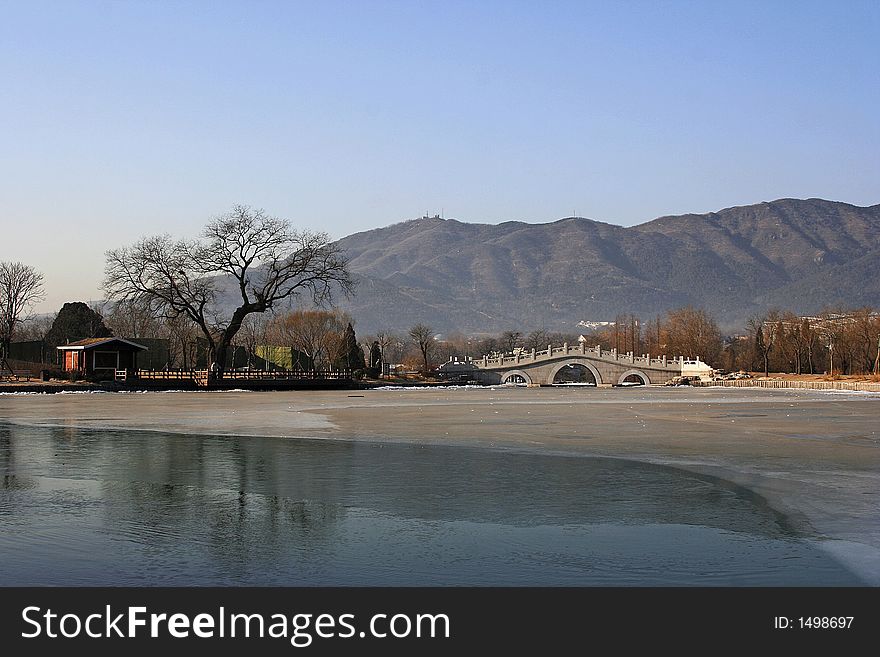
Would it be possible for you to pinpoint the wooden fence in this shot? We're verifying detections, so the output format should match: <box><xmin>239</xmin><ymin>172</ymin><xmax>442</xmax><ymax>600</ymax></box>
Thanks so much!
<box><xmin>116</xmin><ymin>369</ymin><xmax>353</xmax><ymax>387</ymax></box>
<box><xmin>693</xmin><ymin>379</ymin><xmax>880</xmax><ymax>392</ymax></box>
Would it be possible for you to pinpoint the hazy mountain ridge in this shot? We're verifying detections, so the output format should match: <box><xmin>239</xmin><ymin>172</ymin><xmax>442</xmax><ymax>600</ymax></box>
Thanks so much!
<box><xmin>332</xmin><ymin>199</ymin><xmax>880</xmax><ymax>334</ymax></box>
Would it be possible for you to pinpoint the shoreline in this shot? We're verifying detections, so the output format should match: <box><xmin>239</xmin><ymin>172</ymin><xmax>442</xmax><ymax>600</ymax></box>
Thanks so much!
<box><xmin>4</xmin><ymin>375</ymin><xmax>880</xmax><ymax>395</ymax></box>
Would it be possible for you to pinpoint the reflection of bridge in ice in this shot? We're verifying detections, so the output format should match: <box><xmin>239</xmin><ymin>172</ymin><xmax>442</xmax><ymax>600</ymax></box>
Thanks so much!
<box><xmin>470</xmin><ymin>344</ymin><xmax>692</xmax><ymax>386</ymax></box>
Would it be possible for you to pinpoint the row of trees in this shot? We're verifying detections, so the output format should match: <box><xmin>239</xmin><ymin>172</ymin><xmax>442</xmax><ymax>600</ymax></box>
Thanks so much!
<box><xmin>250</xmin><ymin>309</ymin><xmax>364</xmax><ymax>371</ymax></box>
<box><xmin>19</xmin><ymin>292</ymin><xmax>878</xmax><ymax>379</ymax></box>
<box><xmin>416</xmin><ymin>307</ymin><xmax>723</xmax><ymax>366</ymax></box>
<box><xmin>12</xmin><ymin>300</ymin><xmax>370</xmax><ymax>373</ymax></box>
<box><xmin>11</xmin><ymin>298</ymin><xmax>880</xmax><ymax>379</ymax></box>
<box><xmin>246</xmin><ymin>317</ymin><xmax>436</xmax><ymax>375</ymax></box>
<box><xmin>352</xmin><ymin>309</ymin><xmax>722</xmax><ymax>375</ymax></box>
<box><xmin>400</xmin><ymin>306</ymin><xmax>879</xmax><ymax>376</ymax></box>
<box><xmin>746</xmin><ymin>309</ymin><xmax>880</xmax><ymax>376</ymax></box>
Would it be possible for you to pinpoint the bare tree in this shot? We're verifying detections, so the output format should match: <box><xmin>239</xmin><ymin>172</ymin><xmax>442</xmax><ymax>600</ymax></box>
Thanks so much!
<box><xmin>748</xmin><ymin>311</ymin><xmax>778</xmax><ymax>377</ymax></box>
<box><xmin>12</xmin><ymin>312</ymin><xmax>54</xmax><ymax>364</ymax></box>
<box><xmin>16</xmin><ymin>313</ymin><xmax>55</xmax><ymax>342</ymax></box>
<box><xmin>525</xmin><ymin>329</ymin><xmax>549</xmax><ymax>353</ymax></box>
<box><xmin>266</xmin><ymin>309</ymin><xmax>349</xmax><ymax>370</ymax></box>
<box><xmin>661</xmin><ymin>307</ymin><xmax>721</xmax><ymax>363</ymax></box>
<box><xmin>103</xmin><ymin>205</ymin><xmax>353</xmax><ymax>372</ymax></box>
<box><xmin>628</xmin><ymin>314</ymin><xmax>641</xmax><ymax>355</ymax></box>
<box><xmin>475</xmin><ymin>335</ymin><xmax>499</xmax><ymax>357</ymax></box>
<box><xmin>852</xmin><ymin>307</ymin><xmax>879</xmax><ymax>374</ymax></box>
<box><xmin>613</xmin><ymin>314</ymin><xmax>624</xmax><ymax>352</ymax></box>
<box><xmin>500</xmin><ymin>330</ymin><xmax>523</xmax><ymax>353</ymax></box>
<box><xmin>105</xmin><ymin>298</ymin><xmax>161</xmax><ymax>339</ymax></box>
<box><xmin>643</xmin><ymin>315</ymin><xmax>663</xmax><ymax>355</ymax></box>
<box><xmin>779</xmin><ymin>312</ymin><xmax>807</xmax><ymax>374</ymax></box>
<box><xmin>163</xmin><ymin>314</ymin><xmax>201</xmax><ymax>369</ymax></box>
<box><xmin>360</xmin><ymin>337</ymin><xmax>378</xmax><ymax>367</ymax></box>
<box><xmin>236</xmin><ymin>314</ymin><xmax>267</xmax><ymax>369</ymax></box>
<box><xmin>0</xmin><ymin>262</ymin><xmax>45</xmax><ymax>359</ymax></box>
<box><xmin>801</xmin><ymin>317</ymin><xmax>817</xmax><ymax>374</ymax></box>
<box><xmin>409</xmin><ymin>323</ymin><xmax>435</xmax><ymax>374</ymax></box>
<box><xmin>374</xmin><ymin>330</ymin><xmax>396</xmax><ymax>366</ymax></box>
<box><xmin>875</xmin><ymin>334</ymin><xmax>880</xmax><ymax>376</ymax></box>
<box><xmin>375</xmin><ymin>331</ymin><xmax>407</xmax><ymax>366</ymax></box>
<box><xmin>814</xmin><ymin>310</ymin><xmax>843</xmax><ymax>375</ymax></box>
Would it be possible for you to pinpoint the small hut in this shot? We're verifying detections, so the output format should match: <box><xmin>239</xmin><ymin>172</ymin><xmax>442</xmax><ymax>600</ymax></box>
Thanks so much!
<box><xmin>57</xmin><ymin>337</ymin><xmax>148</xmax><ymax>375</ymax></box>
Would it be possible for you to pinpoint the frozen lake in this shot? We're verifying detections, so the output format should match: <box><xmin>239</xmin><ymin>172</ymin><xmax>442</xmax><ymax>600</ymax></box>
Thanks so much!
<box><xmin>1</xmin><ymin>386</ymin><xmax>877</xmax><ymax>585</ymax></box>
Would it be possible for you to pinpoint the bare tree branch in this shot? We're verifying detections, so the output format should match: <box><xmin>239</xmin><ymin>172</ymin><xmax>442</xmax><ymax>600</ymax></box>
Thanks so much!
<box><xmin>0</xmin><ymin>261</ymin><xmax>46</xmax><ymax>358</ymax></box>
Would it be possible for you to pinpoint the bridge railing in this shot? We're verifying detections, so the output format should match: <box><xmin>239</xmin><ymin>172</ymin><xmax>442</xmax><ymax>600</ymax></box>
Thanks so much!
<box><xmin>475</xmin><ymin>344</ymin><xmax>692</xmax><ymax>370</ymax></box>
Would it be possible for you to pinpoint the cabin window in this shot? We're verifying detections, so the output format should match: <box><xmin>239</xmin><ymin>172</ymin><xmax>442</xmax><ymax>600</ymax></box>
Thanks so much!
<box><xmin>93</xmin><ymin>351</ymin><xmax>119</xmax><ymax>369</ymax></box>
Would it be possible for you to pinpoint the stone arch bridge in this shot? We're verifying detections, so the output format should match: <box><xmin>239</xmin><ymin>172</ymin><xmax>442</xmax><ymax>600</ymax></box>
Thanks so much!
<box><xmin>468</xmin><ymin>344</ymin><xmax>688</xmax><ymax>386</ymax></box>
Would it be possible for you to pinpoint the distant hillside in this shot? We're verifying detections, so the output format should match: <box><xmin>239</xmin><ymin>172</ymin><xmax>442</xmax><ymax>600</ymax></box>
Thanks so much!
<box><xmin>328</xmin><ymin>199</ymin><xmax>880</xmax><ymax>335</ymax></box>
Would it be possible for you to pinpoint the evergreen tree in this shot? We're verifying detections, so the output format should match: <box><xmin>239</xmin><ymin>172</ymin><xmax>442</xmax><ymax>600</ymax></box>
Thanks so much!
<box><xmin>46</xmin><ymin>302</ymin><xmax>113</xmax><ymax>349</ymax></box>
<box><xmin>753</xmin><ymin>325</ymin><xmax>764</xmax><ymax>373</ymax></box>
<box><xmin>335</xmin><ymin>323</ymin><xmax>365</xmax><ymax>371</ymax></box>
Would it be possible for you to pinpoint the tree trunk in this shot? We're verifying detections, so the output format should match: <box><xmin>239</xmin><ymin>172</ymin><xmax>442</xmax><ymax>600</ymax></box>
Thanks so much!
<box><xmin>211</xmin><ymin>333</ymin><xmax>229</xmax><ymax>372</ymax></box>
<box><xmin>212</xmin><ymin>306</ymin><xmax>256</xmax><ymax>375</ymax></box>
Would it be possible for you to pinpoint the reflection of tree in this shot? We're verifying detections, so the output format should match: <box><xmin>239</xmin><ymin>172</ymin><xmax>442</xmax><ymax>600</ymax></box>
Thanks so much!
<box><xmin>101</xmin><ymin>480</ymin><xmax>346</xmax><ymax>581</ymax></box>
<box><xmin>0</xmin><ymin>425</ymin><xmax>37</xmax><ymax>496</ymax></box>
<box><xmin>0</xmin><ymin>425</ymin><xmax>10</xmax><ymax>474</ymax></box>
<box><xmin>95</xmin><ymin>434</ymin><xmax>351</xmax><ymax>582</ymax></box>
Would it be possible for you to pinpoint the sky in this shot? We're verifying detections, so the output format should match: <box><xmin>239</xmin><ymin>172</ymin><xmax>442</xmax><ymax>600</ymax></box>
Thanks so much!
<box><xmin>1</xmin><ymin>0</ymin><xmax>878</xmax><ymax>312</ymax></box>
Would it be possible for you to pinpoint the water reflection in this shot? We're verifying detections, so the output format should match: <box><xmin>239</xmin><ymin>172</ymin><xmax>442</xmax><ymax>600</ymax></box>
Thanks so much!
<box><xmin>0</xmin><ymin>422</ymin><xmax>863</xmax><ymax>586</ymax></box>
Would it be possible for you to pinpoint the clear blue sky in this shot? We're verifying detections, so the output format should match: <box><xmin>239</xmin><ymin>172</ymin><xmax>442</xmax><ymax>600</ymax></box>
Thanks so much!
<box><xmin>2</xmin><ymin>0</ymin><xmax>878</xmax><ymax>311</ymax></box>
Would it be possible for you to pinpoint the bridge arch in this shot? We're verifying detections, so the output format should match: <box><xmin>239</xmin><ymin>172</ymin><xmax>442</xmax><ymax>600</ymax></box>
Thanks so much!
<box><xmin>547</xmin><ymin>359</ymin><xmax>602</xmax><ymax>386</ymax></box>
<box><xmin>617</xmin><ymin>369</ymin><xmax>651</xmax><ymax>386</ymax></box>
<box><xmin>501</xmin><ymin>369</ymin><xmax>532</xmax><ymax>385</ymax></box>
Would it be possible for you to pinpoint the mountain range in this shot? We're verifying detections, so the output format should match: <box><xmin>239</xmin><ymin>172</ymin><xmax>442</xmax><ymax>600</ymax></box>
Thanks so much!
<box><xmin>330</xmin><ymin>198</ymin><xmax>880</xmax><ymax>335</ymax></box>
